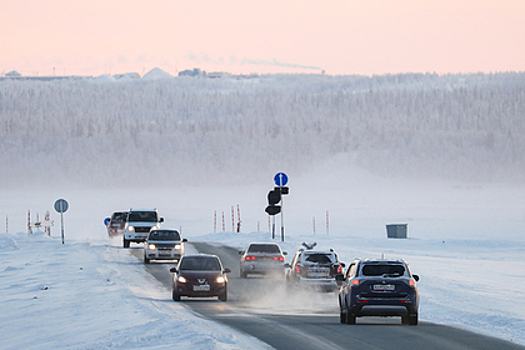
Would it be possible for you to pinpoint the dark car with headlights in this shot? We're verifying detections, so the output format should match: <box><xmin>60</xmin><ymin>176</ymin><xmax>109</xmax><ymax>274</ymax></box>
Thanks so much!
<box><xmin>239</xmin><ymin>242</ymin><xmax>287</xmax><ymax>278</ymax></box>
<box><xmin>170</xmin><ymin>254</ymin><xmax>231</xmax><ymax>301</ymax></box>
<box><xmin>144</xmin><ymin>229</ymin><xmax>187</xmax><ymax>264</ymax></box>
<box><xmin>336</xmin><ymin>258</ymin><xmax>420</xmax><ymax>325</ymax></box>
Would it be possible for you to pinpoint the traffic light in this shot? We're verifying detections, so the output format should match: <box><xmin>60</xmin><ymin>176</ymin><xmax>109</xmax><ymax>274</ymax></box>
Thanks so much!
<box><xmin>265</xmin><ymin>205</ymin><xmax>281</xmax><ymax>215</ymax></box>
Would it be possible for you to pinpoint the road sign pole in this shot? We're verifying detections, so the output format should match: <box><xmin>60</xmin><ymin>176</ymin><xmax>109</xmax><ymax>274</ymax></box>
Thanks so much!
<box><xmin>272</xmin><ymin>215</ymin><xmax>275</xmax><ymax>240</ymax></box>
<box><xmin>280</xmin><ymin>195</ymin><xmax>285</xmax><ymax>242</ymax></box>
<box><xmin>60</xmin><ymin>212</ymin><xmax>65</xmax><ymax>244</ymax></box>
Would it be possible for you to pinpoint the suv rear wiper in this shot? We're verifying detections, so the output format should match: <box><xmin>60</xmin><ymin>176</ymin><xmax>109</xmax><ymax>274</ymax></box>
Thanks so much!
<box><xmin>382</xmin><ymin>273</ymin><xmax>402</xmax><ymax>278</ymax></box>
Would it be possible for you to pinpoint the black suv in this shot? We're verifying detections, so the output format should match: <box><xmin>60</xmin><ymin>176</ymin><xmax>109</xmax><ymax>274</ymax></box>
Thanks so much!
<box><xmin>106</xmin><ymin>211</ymin><xmax>128</xmax><ymax>237</ymax></box>
<box><xmin>336</xmin><ymin>258</ymin><xmax>420</xmax><ymax>325</ymax></box>
<box><xmin>285</xmin><ymin>244</ymin><xmax>344</xmax><ymax>292</ymax></box>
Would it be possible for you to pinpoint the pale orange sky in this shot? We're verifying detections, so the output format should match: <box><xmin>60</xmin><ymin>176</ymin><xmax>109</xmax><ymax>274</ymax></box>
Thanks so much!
<box><xmin>1</xmin><ymin>0</ymin><xmax>524</xmax><ymax>76</ymax></box>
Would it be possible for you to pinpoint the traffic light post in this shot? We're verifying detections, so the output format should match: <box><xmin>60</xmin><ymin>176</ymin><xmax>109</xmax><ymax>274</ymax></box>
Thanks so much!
<box><xmin>265</xmin><ymin>173</ymin><xmax>289</xmax><ymax>242</ymax></box>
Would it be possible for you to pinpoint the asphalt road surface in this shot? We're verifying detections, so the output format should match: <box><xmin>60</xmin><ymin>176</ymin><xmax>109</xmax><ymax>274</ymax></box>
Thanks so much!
<box><xmin>130</xmin><ymin>242</ymin><xmax>524</xmax><ymax>350</ymax></box>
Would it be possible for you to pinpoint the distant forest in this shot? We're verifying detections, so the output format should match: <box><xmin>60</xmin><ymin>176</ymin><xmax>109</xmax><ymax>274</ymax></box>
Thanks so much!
<box><xmin>1</xmin><ymin>72</ymin><xmax>524</xmax><ymax>188</ymax></box>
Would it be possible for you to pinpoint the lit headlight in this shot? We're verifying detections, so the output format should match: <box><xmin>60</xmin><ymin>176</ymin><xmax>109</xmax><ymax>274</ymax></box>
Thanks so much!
<box><xmin>216</xmin><ymin>276</ymin><xmax>226</xmax><ymax>284</ymax></box>
<box><xmin>177</xmin><ymin>276</ymin><xmax>187</xmax><ymax>283</ymax></box>
<box><xmin>148</xmin><ymin>244</ymin><xmax>156</xmax><ymax>250</ymax></box>
<box><xmin>127</xmin><ymin>226</ymin><xmax>134</xmax><ymax>231</ymax></box>
<box><xmin>174</xmin><ymin>244</ymin><xmax>181</xmax><ymax>250</ymax></box>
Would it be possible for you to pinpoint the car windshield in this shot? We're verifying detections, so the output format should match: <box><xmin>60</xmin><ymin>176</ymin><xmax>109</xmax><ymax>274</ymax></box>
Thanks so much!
<box><xmin>305</xmin><ymin>253</ymin><xmax>334</xmax><ymax>264</ymax></box>
<box><xmin>362</xmin><ymin>264</ymin><xmax>405</xmax><ymax>276</ymax></box>
<box><xmin>128</xmin><ymin>211</ymin><xmax>158</xmax><ymax>222</ymax></box>
<box><xmin>248</xmin><ymin>244</ymin><xmax>280</xmax><ymax>253</ymax></box>
<box><xmin>180</xmin><ymin>257</ymin><xmax>221</xmax><ymax>271</ymax></box>
<box><xmin>149</xmin><ymin>230</ymin><xmax>180</xmax><ymax>241</ymax></box>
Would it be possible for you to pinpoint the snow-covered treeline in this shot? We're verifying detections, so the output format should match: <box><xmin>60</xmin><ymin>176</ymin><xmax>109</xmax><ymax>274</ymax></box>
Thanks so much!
<box><xmin>1</xmin><ymin>72</ymin><xmax>524</xmax><ymax>188</ymax></box>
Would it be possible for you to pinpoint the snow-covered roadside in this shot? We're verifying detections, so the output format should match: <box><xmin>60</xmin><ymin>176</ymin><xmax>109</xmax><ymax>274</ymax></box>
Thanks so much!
<box><xmin>0</xmin><ymin>232</ymin><xmax>272</xmax><ymax>350</ymax></box>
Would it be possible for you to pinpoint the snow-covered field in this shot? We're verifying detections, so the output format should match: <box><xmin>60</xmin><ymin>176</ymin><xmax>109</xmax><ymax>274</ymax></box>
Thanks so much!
<box><xmin>1</xmin><ymin>164</ymin><xmax>525</xmax><ymax>349</ymax></box>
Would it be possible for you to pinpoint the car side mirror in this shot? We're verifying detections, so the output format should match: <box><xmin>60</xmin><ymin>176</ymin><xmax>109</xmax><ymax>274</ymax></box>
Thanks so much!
<box><xmin>413</xmin><ymin>274</ymin><xmax>420</xmax><ymax>282</ymax></box>
<box><xmin>104</xmin><ymin>217</ymin><xmax>111</xmax><ymax>226</ymax></box>
<box><xmin>169</xmin><ymin>267</ymin><xmax>178</xmax><ymax>273</ymax></box>
<box><xmin>283</xmin><ymin>251</ymin><xmax>288</xmax><ymax>255</ymax></box>
<box><xmin>224</xmin><ymin>268</ymin><xmax>231</xmax><ymax>274</ymax></box>
<box><xmin>340</xmin><ymin>262</ymin><xmax>346</xmax><ymax>268</ymax></box>
<box><xmin>182</xmin><ymin>238</ymin><xmax>188</xmax><ymax>242</ymax></box>
<box><xmin>335</xmin><ymin>274</ymin><xmax>345</xmax><ymax>282</ymax></box>
<box><xmin>239</xmin><ymin>251</ymin><xmax>243</xmax><ymax>255</ymax></box>
<box><xmin>284</xmin><ymin>263</ymin><xmax>291</xmax><ymax>269</ymax></box>
<box><xmin>159</xmin><ymin>217</ymin><xmax>164</xmax><ymax>223</ymax></box>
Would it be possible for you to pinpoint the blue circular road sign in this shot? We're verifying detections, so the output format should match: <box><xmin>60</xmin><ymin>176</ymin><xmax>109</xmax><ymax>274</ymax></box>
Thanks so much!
<box><xmin>54</xmin><ymin>198</ymin><xmax>69</xmax><ymax>213</ymax></box>
<box><xmin>274</xmin><ymin>172</ymin><xmax>289</xmax><ymax>187</ymax></box>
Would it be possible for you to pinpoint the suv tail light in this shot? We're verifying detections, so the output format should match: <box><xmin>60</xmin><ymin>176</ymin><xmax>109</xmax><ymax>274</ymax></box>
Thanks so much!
<box><xmin>409</xmin><ymin>279</ymin><xmax>416</xmax><ymax>287</ymax></box>
<box><xmin>352</xmin><ymin>279</ymin><xmax>360</xmax><ymax>287</ymax></box>
<box><xmin>245</xmin><ymin>256</ymin><xmax>257</xmax><ymax>261</ymax></box>
<box><xmin>295</xmin><ymin>265</ymin><xmax>301</xmax><ymax>274</ymax></box>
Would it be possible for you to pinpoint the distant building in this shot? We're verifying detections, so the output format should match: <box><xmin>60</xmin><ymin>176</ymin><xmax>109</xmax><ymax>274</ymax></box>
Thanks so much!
<box><xmin>207</xmin><ymin>72</ymin><xmax>231</xmax><ymax>79</ymax></box>
<box><xmin>179</xmin><ymin>68</ymin><xmax>206</xmax><ymax>77</ymax></box>
<box><xmin>1</xmin><ymin>70</ymin><xmax>84</xmax><ymax>81</ymax></box>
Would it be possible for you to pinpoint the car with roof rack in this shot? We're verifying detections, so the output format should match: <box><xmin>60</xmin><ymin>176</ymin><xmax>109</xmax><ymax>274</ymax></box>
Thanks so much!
<box><xmin>285</xmin><ymin>242</ymin><xmax>344</xmax><ymax>292</ymax></box>
<box><xmin>123</xmin><ymin>209</ymin><xmax>164</xmax><ymax>248</ymax></box>
<box><xmin>336</xmin><ymin>258</ymin><xmax>420</xmax><ymax>325</ymax></box>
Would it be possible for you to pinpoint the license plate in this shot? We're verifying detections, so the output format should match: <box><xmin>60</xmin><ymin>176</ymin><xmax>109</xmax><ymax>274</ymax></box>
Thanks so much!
<box><xmin>373</xmin><ymin>284</ymin><xmax>395</xmax><ymax>291</ymax></box>
<box><xmin>309</xmin><ymin>272</ymin><xmax>328</xmax><ymax>278</ymax></box>
<box><xmin>193</xmin><ymin>285</ymin><xmax>210</xmax><ymax>292</ymax></box>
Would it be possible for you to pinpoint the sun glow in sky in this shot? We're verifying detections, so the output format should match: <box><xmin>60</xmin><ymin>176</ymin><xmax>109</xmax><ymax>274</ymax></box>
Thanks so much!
<box><xmin>2</xmin><ymin>0</ymin><xmax>524</xmax><ymax>77</ymax></box>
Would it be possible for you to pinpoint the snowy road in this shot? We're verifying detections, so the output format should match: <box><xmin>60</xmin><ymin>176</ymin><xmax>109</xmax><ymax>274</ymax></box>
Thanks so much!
<box><xmin>135</xmin><ymin>242</ymin><xmax>525</xmax><ymax>350</ymax></box>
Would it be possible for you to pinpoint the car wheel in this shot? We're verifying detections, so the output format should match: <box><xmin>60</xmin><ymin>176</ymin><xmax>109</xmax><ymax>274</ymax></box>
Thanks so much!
<box><xmin>123</xmin><ymin>238</ymin><xmax>130</xmax><ymax>248</ymax></box>
<box><xmin>172</xmin><ymin>290</ymin><xmax>180</xmax><ymax>302</ymax></box>
<box><xmin>346</xmin><ymin>310</ymin><xmax>356</xmax><ymax>325</ymax></box>
<box><xmin>408</xmin><ymin>314</ymin><xmax>418</xmax><ymax>326</ymax></box>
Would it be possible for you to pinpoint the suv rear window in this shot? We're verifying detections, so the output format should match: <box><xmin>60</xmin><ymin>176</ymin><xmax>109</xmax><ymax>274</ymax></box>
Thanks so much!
<box><xmin>304</xmin><ymin>253</ymin><xmax>333</xmax><ymax>264</ymax></box>
<box><xmin>248</xmin><ymin>244</ymin><xmax>281</xmax><ymax>253</ymax></box>
<box><xmin>362</xmin><ymin>264</ymin><xmax>405</xmax><ymax>276</ymax></box>
<box><xmin>111</xmin><ymin>212</ymin><xmax>127</xmax><ymax>223</ymax></box>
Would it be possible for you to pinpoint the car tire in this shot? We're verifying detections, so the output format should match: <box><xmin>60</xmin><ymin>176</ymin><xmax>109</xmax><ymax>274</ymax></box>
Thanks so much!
<box><xmin>346</xmin><ymin>310</ymin><xmax>356</xmax><ymax>325</ymax></box>
<box><xmin>408</xmin><ymin>314</ymin><xmax>418</xmax><ymax>326</ymax></box>
<box><xmin>172</xmin><ymin>290</ymin><xmax>180</xmax><ymax>302</ymax></box>
<box><xmin>123</xmin><ymin>238</ymin><xmax>130</xmax><ymax>248</ymax></box>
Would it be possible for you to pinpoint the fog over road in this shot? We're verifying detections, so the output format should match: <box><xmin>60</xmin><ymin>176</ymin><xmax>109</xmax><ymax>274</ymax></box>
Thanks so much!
<box><xmin>132</xmin><ymin>242</ymin><xmax>524</xmax><ymax>350</ymax></box>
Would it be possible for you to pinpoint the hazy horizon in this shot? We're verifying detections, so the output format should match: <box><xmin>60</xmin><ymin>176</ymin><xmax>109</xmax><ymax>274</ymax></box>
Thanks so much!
<box><xmin>2</xmin><ymin>0</ymin><xmax>524</xmax><ymax>77</ymax></box>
